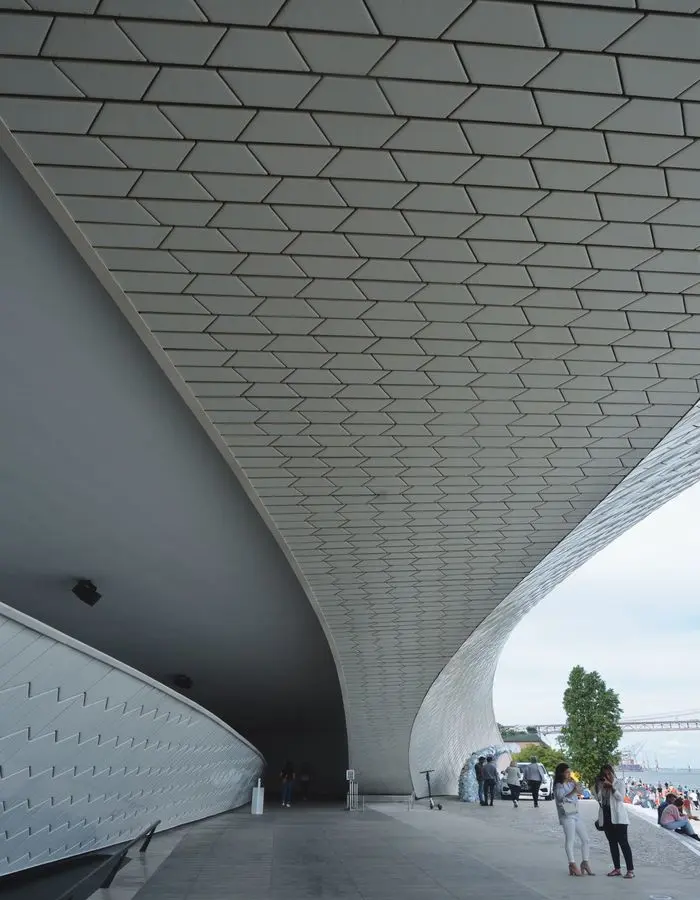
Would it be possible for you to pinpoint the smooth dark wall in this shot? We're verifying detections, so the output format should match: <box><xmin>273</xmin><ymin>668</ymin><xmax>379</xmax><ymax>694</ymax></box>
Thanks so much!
<box><xmin>0</xmin><ymin>149</ymin><xmax>347</xmax><ymax>794</ymax></box>
<box><xmin>250</xmin><ymin>720</ymin><xmax>349</xmax><ymax>799</ymax></box>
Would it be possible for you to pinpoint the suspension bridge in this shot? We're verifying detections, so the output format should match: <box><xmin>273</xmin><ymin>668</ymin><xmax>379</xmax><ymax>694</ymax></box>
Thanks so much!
<box><xmin>503</xmin><ymin>710</ymin><xmax>700</xmax><ymax>737</ymax></box>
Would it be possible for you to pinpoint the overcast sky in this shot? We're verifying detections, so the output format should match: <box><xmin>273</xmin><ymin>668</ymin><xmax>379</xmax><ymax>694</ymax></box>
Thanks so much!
<box><xmin>493</xmin><ymin>481</ymin><xmax>700</xmax><ymax>770</ymax></box>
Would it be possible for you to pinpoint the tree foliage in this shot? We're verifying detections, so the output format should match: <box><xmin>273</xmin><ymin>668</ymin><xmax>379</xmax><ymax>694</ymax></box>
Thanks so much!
<box><xmin>560</xmin><ymin>665</ymin><xmax>622</xmax><ymax>788</ymax></box>
<box><xmin>512</xmin><ymin>744</ymin><xmax>567</xmax><ymax>772</ymax></box>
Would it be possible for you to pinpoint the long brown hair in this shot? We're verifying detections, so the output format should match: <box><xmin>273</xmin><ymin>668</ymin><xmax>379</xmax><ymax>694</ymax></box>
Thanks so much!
<box><xmin>554</xmin><ymin>762</ymin><xmax>570</xmax><ymax>784</ymax></box>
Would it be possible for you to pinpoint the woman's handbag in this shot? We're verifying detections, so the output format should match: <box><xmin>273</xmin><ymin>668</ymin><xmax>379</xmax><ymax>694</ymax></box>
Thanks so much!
<box><xmin>562</xmin><ymin>800</ymin><xmax>578</xmax><ymax>816</ymax></box>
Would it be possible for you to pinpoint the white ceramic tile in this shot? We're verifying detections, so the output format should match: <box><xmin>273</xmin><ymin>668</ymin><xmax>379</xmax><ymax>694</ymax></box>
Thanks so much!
<box><xmin>292</xmin><ymin>31</ymin><xmax>391</xmax><ymax>76</ymax></box>
<box><xmin>208</xmin><ymin>27</ymin><xmax>308</xmax><ymax>70</ymax></box>
<box><xmin>608</xmin><ymin>13</ymin><xmax>700</xmax><ymax>60</ymax></box>
<box><xmin>119</xmin><ymin>20</ymin><xmax>225</xmax><ymax>64</ymax></box>
<box><xmin>365</xmin><ymin>0</ymin><xmax>469</xmax><ymax>38</ymax></box>
<box><xmin>55</xmin><ymin>60</ymin><xmax>158</xmax><ymax>100</ymax></box>
<box><xmin>0</xmin><ymin>96</ymin><xmax>99</xmax><ymax>132</ymax></box>
<box><xmin>0</xmin><ymin>11</ymin><xmax>51</xmax><ymax>55</ymax></box>
<box><xmin>538</xmin><ymin>5</ymin><xmax>643</xmax><ymax>51</ymax></box>
<box><xmin>43</xmin><ymin>16</ymin><xmax>145</xmax><ymax>60</ymax></box>
<box><xmin>446</xmin><ymin>0</ymin><xmax>545</xmax><ymax>46</ymax></box>
<box><xmin>144</xmin><ymin>68</ymin><xmax>239</xmax><ymax>105</ymax></box>
<box><xmin>0</xmin><ymin>57</ymin><xmax>82</xmax><ymax>96</ymax></box>
<box><xmin>196</xmin><ymin>0</ymin><xmax>285</xmax><ymax>24</ymax></box>
<box><xmin>275</xmin><ymin>0</ymin><xmax>378</xmax><ymax>33</ymax></box>
<box><xmin>99</xmin><ymin>0</ymin><xmax>204</xmax><ymax>18</ymax></box>
<box><xmin>458</xmin><ymin>45</ymin><xmax>555</xmax><ymax>87</ymax></box>
<box><xmin>221</xmin><ymin>70</ymin><xmax>318</xmax><ymax>108</ymax></box>
<box><xmin>379</xmin><ymin>79</ymin><xmax>474</xmax><ymax>117</ymax></box>
<box><xmin>92</xmin><ymin>103</ymin><xmax>182</xmax><ymax>138</ymax></box>
<box><xmin>15</xmin><ymin>133</ymin><xmax>122</xmax><ymax>167</ymax></box>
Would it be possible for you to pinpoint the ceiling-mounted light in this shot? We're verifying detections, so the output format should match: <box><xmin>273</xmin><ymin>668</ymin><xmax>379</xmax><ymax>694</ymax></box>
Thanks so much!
<box><xmin>71</xmin><ymin>579</ymin><xmax>101</xmax><ymax>606</ymax></box>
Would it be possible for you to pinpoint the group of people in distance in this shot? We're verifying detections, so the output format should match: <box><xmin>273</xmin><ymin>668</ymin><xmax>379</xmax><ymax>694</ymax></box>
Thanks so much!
<box><xmin>504</xmin><ymin>756</ymin><xmax>547</xmax><ymax>807</ymax></box>
<box><xmin>628</xmin><ymin>780</ymin><xmax>700</xmax><ymax>812</ymax></box>
<box><xmin>475</xmin><ymin>754</ymin><xmax>546</xmax><ymax>807</ymax></box>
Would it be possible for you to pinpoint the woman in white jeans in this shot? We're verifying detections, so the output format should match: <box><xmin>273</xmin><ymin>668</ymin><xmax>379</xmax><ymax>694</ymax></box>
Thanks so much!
<box><xmin>553</xmin><ymin>763</ymin><xmax>594</xmax><ymax>877</ymax></box>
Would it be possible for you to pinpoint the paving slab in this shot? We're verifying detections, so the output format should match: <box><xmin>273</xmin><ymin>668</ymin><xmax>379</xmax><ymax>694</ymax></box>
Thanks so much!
<box><xmin>96</xmin><ymin>799</ymin><xmax>699</xmax><ymax>900</ymax></box>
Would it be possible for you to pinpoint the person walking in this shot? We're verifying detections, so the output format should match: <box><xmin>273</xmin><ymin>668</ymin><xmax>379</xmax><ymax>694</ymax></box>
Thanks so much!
<box><xmin>475</xmin><ymin>756</ymin><xmax>487</xmax><ymax>806</ymax></box>
<box><xmin>505</xmin><ymin>761</ymin><xmax>522</xmax><ymax>808</ymax></box>
<box><xmin>482</xmin><ymin>756</ymin><xmax>499</xmax><ymax>807</ymax></box>
<box><xmin>524</xmin><ymin>756</ymin><xmax>542</xmax><ymax>807</ymax></box>
<box><xmin>596</xmin><ymin>764</ymin><xmax>634</xmax><ymax>879</ymax></box>
<box><xmin>553</xmin><ymin>762</ymin><xmax>594</xmax><ymax>877</ymax></box>
<box><xmin>280</xmin><ymin>760</ymin><xmax>295</xmax><ymax>808</ymax></box>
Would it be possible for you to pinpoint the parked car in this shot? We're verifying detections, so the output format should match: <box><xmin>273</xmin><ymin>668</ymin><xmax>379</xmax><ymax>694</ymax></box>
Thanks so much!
<box><xmin>500</xmin><ymin>763</ymin><xmax>553</xmax><ymax>801</ymax></box>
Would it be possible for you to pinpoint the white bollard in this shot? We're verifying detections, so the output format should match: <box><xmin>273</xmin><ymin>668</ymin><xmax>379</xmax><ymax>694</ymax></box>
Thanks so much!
<box><xmin>251</xmin><ymin>778</ymin><xmax>264</xmax><ymax>815</ymax></box>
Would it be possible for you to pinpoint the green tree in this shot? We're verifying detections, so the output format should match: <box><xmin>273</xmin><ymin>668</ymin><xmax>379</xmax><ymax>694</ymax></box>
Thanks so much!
<box><xmin>560</xmin><ymin>665</ymin><xmax>622</xmax><ymax>788</ymax></box>
<box><xmin>512</xmin><ymin>744</ymin><xmax>567</xmax><ymax>772</ymax></box>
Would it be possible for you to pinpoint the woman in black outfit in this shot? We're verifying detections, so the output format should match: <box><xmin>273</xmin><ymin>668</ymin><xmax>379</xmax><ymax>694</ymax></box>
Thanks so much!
<box><xmin>596</xmin><ymin>764</ymin><xmax>634</xmax><ymax>879</ymax></box>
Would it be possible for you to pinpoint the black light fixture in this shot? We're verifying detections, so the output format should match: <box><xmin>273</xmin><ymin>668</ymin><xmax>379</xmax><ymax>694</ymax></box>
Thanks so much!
<box><xmin>172</xmin><ymin>674</ymin><xmax>193</xmax><ymax>690</ymax></box>
<box><xmin>72</xmin><ymin>579</ymin><xmax>101</xmax><ymax>606</ymax></box>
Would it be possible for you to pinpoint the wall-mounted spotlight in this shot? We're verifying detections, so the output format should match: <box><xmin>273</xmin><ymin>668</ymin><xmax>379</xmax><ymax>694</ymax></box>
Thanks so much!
<box><xmin>172</xmin><ymin>674</ymin><xmax>193</xmax><ymax>690</ymax></box>
<box><xmin>72</xmin><ymin>579</ymin><xmax>101</xmax><ymax>606</ymax></box>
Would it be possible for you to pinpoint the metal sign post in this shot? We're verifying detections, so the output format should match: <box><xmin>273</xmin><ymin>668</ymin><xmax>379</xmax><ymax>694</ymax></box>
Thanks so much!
<box><xmin>346</xmin><ymin>768</ymin><xmax>359</xmax><ymax>811</ymax></box>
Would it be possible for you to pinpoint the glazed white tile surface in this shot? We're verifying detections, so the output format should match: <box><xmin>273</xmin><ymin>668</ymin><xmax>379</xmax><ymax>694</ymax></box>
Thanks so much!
<box><xmin>0</xmin><ymin>603</ymin><xmax>263</xmax><ymax>875</ymax></box>
<box><xmin>2</xmin><ymin>1</ymin><xmax>700</xmax><ymax>798</ymax></box>
<box><xmin>410</xmin><ymin>401</ymin><xmax>700</xmax><ymax>794</ymax></box>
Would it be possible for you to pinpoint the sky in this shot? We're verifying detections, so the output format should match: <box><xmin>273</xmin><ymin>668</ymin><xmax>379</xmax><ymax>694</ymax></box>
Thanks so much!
<box><xmin>493</xmin><ymin>481</ymin><xmax>700</xmax><ymax>770</ymax></box>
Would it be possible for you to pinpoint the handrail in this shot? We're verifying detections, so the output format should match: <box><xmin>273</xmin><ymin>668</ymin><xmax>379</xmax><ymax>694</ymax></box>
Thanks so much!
<box><xmin>54</xmin><ymin>820</ymin><xmax>161</xmax><ymax>900</ymax></box>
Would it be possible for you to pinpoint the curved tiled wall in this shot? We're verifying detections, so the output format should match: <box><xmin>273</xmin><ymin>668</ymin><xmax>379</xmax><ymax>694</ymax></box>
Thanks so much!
<box><xmin>0</xmin><ymin>604</ymin><xmax>264</xmax><ymax>876</ymax></box>
<box><xmin>409</xmin><ymin>402</ymin><xmax>700</xmax><ymax>796</ymax></box>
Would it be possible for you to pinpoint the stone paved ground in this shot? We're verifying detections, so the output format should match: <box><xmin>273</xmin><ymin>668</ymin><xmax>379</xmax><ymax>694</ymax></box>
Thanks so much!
<box><xmin>94</xmin><ymin>797</ymin><xmax>699</xmax><ymax>900</ymax></box>
<box><xmin>382</xmin><ymin>796</ymin><xmax>700</xmax><ymax>897</ymax></box>
<box><xmin>456</xmin><ymin>793</ymin><xmax>700</xmax><ymax>878</ymax></box>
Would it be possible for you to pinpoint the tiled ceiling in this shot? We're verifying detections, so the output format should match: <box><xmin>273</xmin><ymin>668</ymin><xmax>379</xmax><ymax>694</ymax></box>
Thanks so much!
<box><xmin>2</xmin><ymin>0</ymin><xmax>700</xmax><ymax>792</ymax></box>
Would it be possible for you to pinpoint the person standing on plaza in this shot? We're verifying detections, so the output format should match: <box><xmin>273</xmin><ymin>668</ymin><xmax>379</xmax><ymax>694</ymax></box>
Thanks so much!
<box><xmin>280</xmin><ymin>760</ymin><xmax>295</xmax><ymax>808</ymax></box>
<box><xmin>596</xmin><ymin>764</ymin><xmax>634</xmax><ymax>879</ymax></box>
<box><xmin>524</xmin><ymin>755</ymin><xmax>543</xmax><ymax>807</ymax></box>
<box><xmin>553</xmin><ymin>763</ymin><xmax>594</xmax><ymax>877</ymax></box>
<box><xmin>505</xmin><ymin>761</ymin><xmax>522</xmax><ymax>808</ymax></box>
<box><xmin>482</xmin><ymin>756</ymin><xmax>499</xmax><ymax>807</ymax></box>
<box><xmin>475</xmin><ymin>756</ymin><xmax>487</xmax><ymax>806</ymax></box>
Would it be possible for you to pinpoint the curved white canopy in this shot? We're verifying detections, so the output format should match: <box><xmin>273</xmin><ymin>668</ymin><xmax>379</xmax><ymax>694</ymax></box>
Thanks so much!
<box><xmin>2</xmin><ymin>0</ymin><xmax>700</xmax><ymax>793</ymax></box>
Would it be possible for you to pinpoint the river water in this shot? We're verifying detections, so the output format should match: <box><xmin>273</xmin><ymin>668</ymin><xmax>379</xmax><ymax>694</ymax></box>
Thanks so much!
<box><xmin>622</xmin><ymin>767</ymin><xmax>700</xmax><ymax>789</ymax></box>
